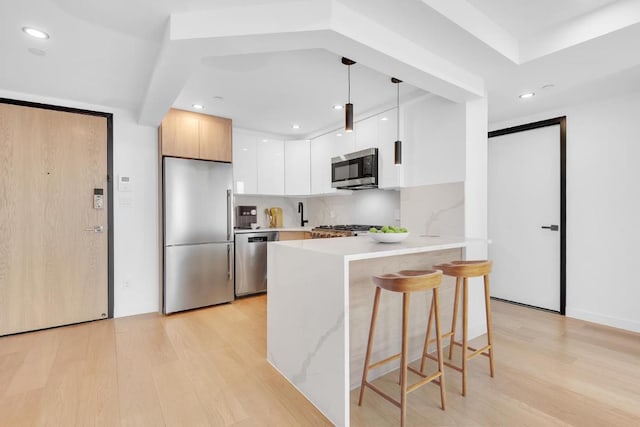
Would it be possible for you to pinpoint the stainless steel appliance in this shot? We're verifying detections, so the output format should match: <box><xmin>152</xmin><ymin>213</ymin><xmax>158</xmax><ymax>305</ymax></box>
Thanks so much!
<box><xmin>235</xmin><ymin>205</ymin><xmax>257</xmax><ymax>229</ymax></box>
<box><xmin>163</xmin><ymin>157</ymin><xmax>234</xmax><ymax>314</ymax></box>
<box><xmin>331</xmin><ymin>148</ymin><xmax>378</xmax><ymax>190</ymax></box>
<box><xmin>235</xmin><ymin>231</ymin><xmax>277</xmax><ymax>296</ymax></box>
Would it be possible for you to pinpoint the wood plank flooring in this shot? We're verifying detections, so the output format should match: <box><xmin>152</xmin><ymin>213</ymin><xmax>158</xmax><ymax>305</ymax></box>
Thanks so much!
<box><xmin>1</xmin><ymin>295</ymin><xmax>639</xmax><ymax>426</ymax></box>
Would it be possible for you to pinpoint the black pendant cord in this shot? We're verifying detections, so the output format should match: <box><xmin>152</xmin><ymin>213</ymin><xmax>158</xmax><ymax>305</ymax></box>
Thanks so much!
<box><xmin>396</xmin><ymin>82</ymin><xmax>400</xmax><ymax>141</ymax></box>
<box><xmin>348</xmin><ymin>65</ymin><xmax>351</xmax><ymax>104</ymax></box>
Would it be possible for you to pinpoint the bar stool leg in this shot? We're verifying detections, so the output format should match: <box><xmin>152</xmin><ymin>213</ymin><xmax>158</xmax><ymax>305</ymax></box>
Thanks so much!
<box><xmin>433</xmin><ymin>287</ymin><xmax>446</xmax><ymax>410</ymax></box>
<box><xmin>419</xmin><ymin>297</ymin><xmax>435</xmax><ymax>372</ymax></box>
<box><xmin>484</xmin><ymin>274</ymin><xmax>495</xmax><ymax>377</ymax></box>
<box><xmin>400</xmin><ymin>292</ymin><xmax>411</xmax><ymax>427</ymax></box>
<box><xmin>359</xmin><ymin>287</ymin><xmax>382</xmax><ymax>406</ymax></box>
<box><xmin>462</xmin><ymin>277</ymin><xmax>469</xmax><ymax>397</ymax></box>
<box><xmin>448</xmin><ymin>277</ymin><xmax>461</xmax><ymax>360</ymax></box>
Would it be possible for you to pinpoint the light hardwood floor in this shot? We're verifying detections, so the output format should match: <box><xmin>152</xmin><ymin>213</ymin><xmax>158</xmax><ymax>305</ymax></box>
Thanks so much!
<box><xmin>1</xmin><ymin>295</ymin><xmax>639</xmax><ymax>426</ymax></box>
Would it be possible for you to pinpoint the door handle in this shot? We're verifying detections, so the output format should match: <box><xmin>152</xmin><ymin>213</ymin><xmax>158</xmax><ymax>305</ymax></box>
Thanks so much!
<box><xmin>227</xmin><ymin>244</ymin><xmax>232</xmax><ymax>280</ymax></box>
<box><xmin>227</xmin><ymin>189</ymin><xmax>232</xmax><ymax>241</ymax></box>
<box><xmin>84</xmin><ymin>225</ymin><xmax>104</xmax><ymax>233</ymax></box>
<box><xmin>541</xmin><ymin>225</ymin><xmax>559</xmax><ymax>231</ymax></box>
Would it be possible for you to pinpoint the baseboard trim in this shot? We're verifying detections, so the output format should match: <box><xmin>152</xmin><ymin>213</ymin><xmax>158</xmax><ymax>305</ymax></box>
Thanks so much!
<box><xmin>566</xmin><ymin>307</ymin><xmax>640</xmax><ymax>333</ymax></box>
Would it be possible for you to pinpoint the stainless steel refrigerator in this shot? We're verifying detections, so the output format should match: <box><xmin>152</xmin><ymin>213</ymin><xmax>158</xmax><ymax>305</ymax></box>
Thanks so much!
<box><xmin>163</xmin><ymin>157</ymin><xmax>234</xmax><ymax>314</ymax></box>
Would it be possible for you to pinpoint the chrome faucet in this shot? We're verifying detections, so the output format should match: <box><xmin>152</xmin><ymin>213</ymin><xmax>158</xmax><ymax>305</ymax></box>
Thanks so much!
<box><xmin>298</xmin><ymin>202</ymin><xmax>309</xmax><ymax>227</ymax></box>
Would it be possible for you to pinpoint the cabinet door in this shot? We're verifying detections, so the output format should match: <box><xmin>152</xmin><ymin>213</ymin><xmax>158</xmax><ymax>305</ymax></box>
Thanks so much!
<box><xmin>354</xmin><ymin>117</ymin><xmax>378</xmax><ymax>151</ymax></box>
<box><xmin>200</xmin><ymin>115</ymin><xmax>232</xmax><ymax>162</ymax></box>
<box><xmin>310</xmin><ymin>133</ymin><xmax>334</xmax><ymax>195</ymax></box>
<box><xmin>284</xmin><ymin>140</ymin><xmax>310</xmax><ymax>195</ymax></box>
<box><xmin>232</xmin><ymin>130</ymin><xmax>258</xmax><ymax>194</ymax></box>
<box><xmin>257</xmin><ymin>139</ymin><xmax>285</xmax><ymax>195</ymax></box>
<box><xmin>160</xmin><ymin>109</ymin><xmax>200</xmax><ymax>159</ymax></box>
<box><xmin>378</xmin><ymin>113</ymin><xmax>402</xmax><ymax>188</ymax></box>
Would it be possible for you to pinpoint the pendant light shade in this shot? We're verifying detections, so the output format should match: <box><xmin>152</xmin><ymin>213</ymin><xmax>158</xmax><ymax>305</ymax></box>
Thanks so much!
<box><xmin>345</xmin><ymin>103</ymin><xmax>353</xmax><ymax>132</ymax></box>
<box><xmin>342</xmin><ymin>57</ymin><xmax>356</xmax><ymax>132</ymax></box>
<box><xmin>391</xmin><ymin>77</ymin><xmax>402</xmax><ymax>165</ymax></box>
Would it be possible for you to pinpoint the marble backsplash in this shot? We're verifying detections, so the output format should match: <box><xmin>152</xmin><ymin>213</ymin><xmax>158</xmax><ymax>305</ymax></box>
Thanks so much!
<box><xmin>234</xmin><ymin>195</ymin><xmax>303</xmax><ymax>228</ymax></box>
<box><xmin>235</xmin><ymin>182</ymin><xmax>463</xmax><ymax>233</ymax></box>
<box><xmin>306</xmin><ymin>189</ymin><xmax>400</xmax><ymax>226</ymax></box>
<box><xmin>400</xmin><ymin>181</ymin><xmax>465</xmax><ymax>237</ymax></box>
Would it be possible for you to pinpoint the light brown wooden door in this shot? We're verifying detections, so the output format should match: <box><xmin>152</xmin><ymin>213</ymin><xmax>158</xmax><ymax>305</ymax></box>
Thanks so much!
<box><xmin>0</xmin><ymin>103</ymin><xmax>108</xmax><ymax>335</ymax></box>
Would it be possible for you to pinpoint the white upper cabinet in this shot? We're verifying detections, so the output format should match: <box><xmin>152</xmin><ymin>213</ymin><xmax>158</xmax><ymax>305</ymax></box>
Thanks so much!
<box><xmin>310</xmin><ymin>133</ymin><xmax>336</xmax><ymax>195</ymax></box>
<box><xmin>257</xmin><ymin>139</ymin><xmax>285</xmax><ymax>195</ymax></box>
<box><xmin>377</xmin><ymin>112</ymin><xmax>403</xmax><ymax>189</ymax></box>
<box><xmin>232</xmin><ymin>129</ymin><xmax>258</xmax><ymax>194</ymax></box>
<box><xmin>354</xmin><ymin>117</ymin><xmax>377</xmax><ymax>151</ymax></box>
<box><xmin>284</xmin><ymin>140</ymin><xmax>310</xmax><ymax>195</ymax></box>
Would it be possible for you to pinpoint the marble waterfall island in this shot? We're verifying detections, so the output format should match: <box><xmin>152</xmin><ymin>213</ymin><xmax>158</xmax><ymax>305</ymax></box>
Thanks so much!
<box><xmin>266</xmin><ymin>235</ymin><xmax>467</xmax><ymax>426</ymax></box>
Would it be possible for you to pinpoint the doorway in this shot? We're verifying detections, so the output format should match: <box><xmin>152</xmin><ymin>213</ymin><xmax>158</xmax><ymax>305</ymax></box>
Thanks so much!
<box><xmin>0</xmin><ymin>99</ymin><xmax>113</xmax><ymax>335</ymax></box>
<box><xmin>488</xmin><ymin>117</ymin><xmax>566</xmax><ymax>314</ymax></box>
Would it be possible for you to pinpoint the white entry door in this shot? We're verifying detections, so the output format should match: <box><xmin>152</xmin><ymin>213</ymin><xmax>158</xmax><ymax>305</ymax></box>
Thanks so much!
<box><xmin>488</xmin><ymin>124</ymin><xmax>561</xmax><ymax>312</ymax></box>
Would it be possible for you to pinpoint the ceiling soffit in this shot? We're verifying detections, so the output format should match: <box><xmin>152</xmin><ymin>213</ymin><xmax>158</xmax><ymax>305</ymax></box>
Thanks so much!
<box><xmin>138</xmin><ymin>0</ymin><xmax>486</xmax><ymax>126</ymax></box>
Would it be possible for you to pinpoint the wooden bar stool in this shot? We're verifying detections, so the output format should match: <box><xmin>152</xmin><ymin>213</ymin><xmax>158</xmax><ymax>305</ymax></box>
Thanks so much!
<box><xmin>420</xmin><ymin>260</ymin><xmax>494</xmax><ymax>396</ymax></box>
<box><xmin>358</xmin><ymin>269</ymin><xmax>446</xmax><ymax>427</ymax></box>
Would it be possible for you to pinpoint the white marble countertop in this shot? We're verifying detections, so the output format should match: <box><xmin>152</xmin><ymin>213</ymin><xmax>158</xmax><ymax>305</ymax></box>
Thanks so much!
<box><xmin>272</xmin><ymin>234</ymin><xmax>467</xmax><ymax>261</ymax></box>
<box><xmin>234</xmin><ymin>227</ymin><xmax>313</xmax><ymax>234</ymax></box>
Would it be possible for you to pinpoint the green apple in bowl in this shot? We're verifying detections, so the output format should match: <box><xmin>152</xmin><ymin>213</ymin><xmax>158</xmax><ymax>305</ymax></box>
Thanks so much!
<box><xmin>369</xmin><ymin>226</ymin><xmax>410</xmax><ymax>243</ymax></box>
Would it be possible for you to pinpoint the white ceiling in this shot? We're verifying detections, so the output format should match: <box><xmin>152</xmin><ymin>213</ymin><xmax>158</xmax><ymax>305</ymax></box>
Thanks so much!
<box><xmin>2</xmin><ymin>0</ymin><xmax>639</xmax><ymax>136</ymax></box>
<box><xmin>174</xmin><ymin>50</ymin><xmax>422</xmax><ymax>138</ymax></box>
<box><xmin>466</xmin><ymin>0</ymin><xmax>620</xmax><ymax>39</ymax></box>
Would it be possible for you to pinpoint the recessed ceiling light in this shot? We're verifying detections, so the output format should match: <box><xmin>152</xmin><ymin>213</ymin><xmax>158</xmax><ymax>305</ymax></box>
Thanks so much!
<box><xmin>292</xmin><ymin>124</ymin><xmax>301</xmax><ymax>129</ymax></box>
<box><xmin>261</xmin><ymin>139</ymin><xmax>268</xmax><ymax>142</ymax></box>
<box><xmin>333</xmin><ymin>105</ymin><xmax>343</xmax><ymax>110</ymax></box>
<box><xmin>242</xmin><ymin>148</ymin><xmax>248</xmax><ymax>152</ymax></box>
<box><xmin>380</xmin><ymin>117</ymin><xmax>388</xmax><ymax>121</ymax></box>
<box><xmin>22</xmin><ymin>27</ymin><xmax>49</xmax><ymax>39</ymax></box>
<box><xmin>519</xmin><ymin>92</ymin><xmax>535</xmax><ymax>99</ymax></box>
<box><xmin>27</xmin><ymin>47</ymin><xmax>46</xmax><ymax>56</ymax></box>
<box><xmin>192</xmin><ymin>104</ymin><xmax>204</xmax><ymax>109</ymax></box>
<box><xmin>336</xmin><ymin>133</ymin><xmax>343</xmax><ymax>137</ymax></box>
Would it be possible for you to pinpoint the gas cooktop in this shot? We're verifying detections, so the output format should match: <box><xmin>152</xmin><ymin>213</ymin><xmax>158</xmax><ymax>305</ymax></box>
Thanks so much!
<box><xmin>314</xmin><ymin>225</ymin><xmax>382</xmax><ymax>231</ymax></box>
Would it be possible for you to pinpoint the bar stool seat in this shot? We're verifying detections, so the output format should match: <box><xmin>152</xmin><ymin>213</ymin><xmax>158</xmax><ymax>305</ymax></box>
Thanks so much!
<box><xmin>420</xmin><ymin>260</ymin><xmax>494</xmax><ymax>396</ymax></box>
<box><xmin>358</xmin><ymin>269</ymin><xmax>446</xmax><ymax>427</ymax></box>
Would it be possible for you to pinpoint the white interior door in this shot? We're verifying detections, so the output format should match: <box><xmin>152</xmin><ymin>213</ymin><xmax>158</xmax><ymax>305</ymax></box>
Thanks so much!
<box><xmin>488</xmin><ymin>125</ymin><xmax>561</xmax><ymax>311</ymax></box>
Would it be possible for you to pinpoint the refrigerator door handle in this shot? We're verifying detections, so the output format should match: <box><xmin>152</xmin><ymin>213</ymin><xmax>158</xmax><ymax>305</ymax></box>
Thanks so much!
<box><xmin>227</xmin><ymin>243</ymin><xmax>232</xmax><ymax>280</ymax></box>
<box><xmin>227</xmin><ymin>189</ymin><xmax>232</xmax><ymax>241</ymax></box>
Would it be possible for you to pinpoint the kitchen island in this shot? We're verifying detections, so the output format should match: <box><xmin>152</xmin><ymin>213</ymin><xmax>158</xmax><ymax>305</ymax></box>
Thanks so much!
<box><xmin>267</xmin><ymin>235</ymin><xmax>467</xmax><ymax>426</ymax></box>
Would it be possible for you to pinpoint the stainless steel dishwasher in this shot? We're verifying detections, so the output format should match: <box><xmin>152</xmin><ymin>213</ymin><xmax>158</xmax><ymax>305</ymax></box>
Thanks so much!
<box><xmin>234</xmin><ymin>231</ymin><xmax>278</xmax><ymax>297</ymax></box>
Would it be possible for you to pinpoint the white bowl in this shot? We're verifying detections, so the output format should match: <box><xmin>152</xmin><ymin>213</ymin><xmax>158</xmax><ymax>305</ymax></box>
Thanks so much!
<box><xmin>369</xmin><ymin>232</ymin><xmax>409</xmax><ymax>243</ymax></box>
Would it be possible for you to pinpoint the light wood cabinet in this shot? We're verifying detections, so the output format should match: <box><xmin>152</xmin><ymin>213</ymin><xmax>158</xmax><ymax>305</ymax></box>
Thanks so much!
<box><xmin>160</xmin><ymin>109</ymin><xmax>232</xmax><ymax>162</ymax></box>
<box><xmin>278</xmin><ymin>231</ymin><xmax>311</xmax><ymax>241</ymax></box>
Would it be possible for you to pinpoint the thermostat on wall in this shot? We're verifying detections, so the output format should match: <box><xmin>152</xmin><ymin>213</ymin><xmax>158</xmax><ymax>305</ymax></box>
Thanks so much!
<box><xmin>118</xmin><ymin>175</ymin><xmax>132</xmax><ymax>192</ymax></box>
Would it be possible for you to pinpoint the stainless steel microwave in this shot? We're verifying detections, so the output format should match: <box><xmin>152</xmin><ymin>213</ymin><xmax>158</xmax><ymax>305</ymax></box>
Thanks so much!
<box><xmin>331</xmin><ymin>148</ymin><xmax>378</xmax><ymax>190</ymax></box>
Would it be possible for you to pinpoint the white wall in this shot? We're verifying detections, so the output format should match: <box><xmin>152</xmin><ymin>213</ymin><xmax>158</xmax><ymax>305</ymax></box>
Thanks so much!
<box><xmin>490</xmin><ymin>92</ymin><xmax>640</xmax><ymax>332</ymax></box>
<box><xmin>402</xmin><ymin>95</ymin><xmax>466</xmax><ymax>187</ymax></box>
<box><xmin>0</xmin><ymin>90</ymin><xmax>160</xmax><ymax>318</ymax></box>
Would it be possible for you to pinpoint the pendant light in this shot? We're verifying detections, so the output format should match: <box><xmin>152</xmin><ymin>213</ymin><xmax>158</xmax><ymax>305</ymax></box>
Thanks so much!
<box><xmin>342</xmin><ymin>57</ymin><xmax>356</xmax><ymax>132</ymax></box>
<box><xmin>392</xmin><ymin>77</ymin><xmax>402</xmax><ymax>164</ymax></box>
